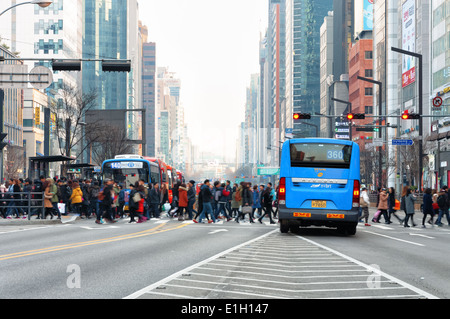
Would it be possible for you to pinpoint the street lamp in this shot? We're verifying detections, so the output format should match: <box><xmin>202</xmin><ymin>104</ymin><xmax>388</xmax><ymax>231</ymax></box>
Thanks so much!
<box><xmin>391</xmin><ymin>46</ymin><xmax>424</xmax><ymax>191</ymax></box>
<box><xmin>0</xmin><ymin>1</ymin><xmax>53</xmax><ymax>17</ymax></box>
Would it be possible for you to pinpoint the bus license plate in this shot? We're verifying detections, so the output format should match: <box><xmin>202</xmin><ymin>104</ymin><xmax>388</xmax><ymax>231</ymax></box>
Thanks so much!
<box><xmin>312</xmin><ymin>201</ymin><xmax>326</xmax><ymax>208</ymax></box>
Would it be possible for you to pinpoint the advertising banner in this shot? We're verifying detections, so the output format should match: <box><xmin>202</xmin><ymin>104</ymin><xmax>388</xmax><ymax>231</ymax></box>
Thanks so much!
<box><xmin>402</xmin><ymin>0</ymin><xmax>416</xmax><ymax>88</ymax></box>
<box><xmin>363</xmin><ymin>0</ymin><xmax>374</xmax><ymax>30</ymax></box>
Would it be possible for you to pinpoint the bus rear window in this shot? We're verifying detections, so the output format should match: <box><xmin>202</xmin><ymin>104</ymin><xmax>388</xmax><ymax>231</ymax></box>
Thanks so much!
<box><xmin>290</xmin><ymin>143</ymin><xmax>352</xmax><ymax>168</ymax></box>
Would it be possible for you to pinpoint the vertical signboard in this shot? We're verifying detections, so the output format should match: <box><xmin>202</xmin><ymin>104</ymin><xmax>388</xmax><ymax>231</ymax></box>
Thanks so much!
<box><xmin>402</xmin><ymin>0</ymin><xmax>416</xmax><ymax>88</ymax></box>
<box><xmin>35</xmin><ymin>107</ymin><xmax>41</xmax><ymax>126</ymax></box>
<box><xmin>363</xmin><ymin>0</ymin><xmax>374</xmax><ymax>30</ymax></box>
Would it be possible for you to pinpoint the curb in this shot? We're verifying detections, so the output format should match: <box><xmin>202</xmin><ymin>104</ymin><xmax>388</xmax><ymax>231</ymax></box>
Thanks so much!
<box><xmin>0</xmin><ymin>214</ymin><xmax>80</xmax><ymax>226</ymax></box>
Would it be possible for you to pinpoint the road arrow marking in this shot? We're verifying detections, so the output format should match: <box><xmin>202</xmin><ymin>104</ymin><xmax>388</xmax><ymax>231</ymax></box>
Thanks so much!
<box><xmin>208</xmin><ymin>229</ymin><xmax>229</xmax><ymax>235</ymax></box>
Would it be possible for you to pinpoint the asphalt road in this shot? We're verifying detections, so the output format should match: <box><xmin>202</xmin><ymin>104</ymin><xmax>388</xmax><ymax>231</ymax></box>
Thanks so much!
<box><xmin>0</xmin><ymin>211</ymin><xmax>448</xmax><ymax>300</ymax></box>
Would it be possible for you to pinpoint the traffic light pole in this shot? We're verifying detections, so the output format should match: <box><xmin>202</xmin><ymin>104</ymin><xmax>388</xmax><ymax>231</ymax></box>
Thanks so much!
<box><xmin>331</xmin><ymin>98</ymin><xmax>352</xmax><ymax>140</ymax></box>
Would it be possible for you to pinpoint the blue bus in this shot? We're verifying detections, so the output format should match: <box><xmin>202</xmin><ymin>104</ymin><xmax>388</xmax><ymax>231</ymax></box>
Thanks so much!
<box><xmin>278</xmin><ymin>138</ymin><xmax>360</xmax><ymax>235</ymax></box>
<box><xmin>101</xmin><ymin>155</ymin><xmax>161</xmax><ymax>187</ymax></box>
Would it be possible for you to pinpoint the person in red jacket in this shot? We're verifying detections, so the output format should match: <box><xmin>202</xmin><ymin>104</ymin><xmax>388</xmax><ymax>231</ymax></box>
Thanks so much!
<box><xmin>136</xmin><ymin>184</ymin><xmax>147</xmax><ymax>223</ymax></box>
<box><xmin>177</xmin><ymin>183</ymin><xmax>188</xmax><ymax>221</ymax></box>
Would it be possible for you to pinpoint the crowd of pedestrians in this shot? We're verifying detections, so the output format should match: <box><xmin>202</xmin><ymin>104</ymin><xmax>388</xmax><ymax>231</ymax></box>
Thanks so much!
<box><xmin>0</xmin><ymin>176</ymin><xmax>279</xmax><ymax>226</ymax></box>
<box><xmin>362</xmin><ymin>185</ymin><xmax>450</xmax><ymax>228</ymax></box>
<box><xmin>4</xmin><ymin>174</ymin><xmax>450</xmax><ymax>231</ymax></box>
<box><xmin>189</xmin><ymin>180</ymin><xmax>278</xmax><ymax>224</ymax></box>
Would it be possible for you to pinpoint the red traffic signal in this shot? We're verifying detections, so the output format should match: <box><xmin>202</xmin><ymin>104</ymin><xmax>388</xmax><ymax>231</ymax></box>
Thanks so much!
<box><xmin>401</xmin><ymin>110</ymin><xmax>409</xmax><ymax>120</ymax></box>
<box><xmin>346</xmin><ymin>113</ymin><xmax>365</xmax><ymax>120</ymax></box>
<box><xmin>401</xmin><ymin>110</ymin><xmax>420</xmax><ymax>120</ymax></box>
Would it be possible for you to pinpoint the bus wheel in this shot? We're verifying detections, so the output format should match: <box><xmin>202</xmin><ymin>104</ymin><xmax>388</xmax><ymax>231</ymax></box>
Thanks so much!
<box><xmin>337</xmin><ymin>224</ymin><xmax>357</xmax><ymax>236</ymax></box>
<box><xmin>280</xmin><ymin>220</ymin><xmax>289</xmax><ymax>233</ymax></box>
<box><xmin>347</xmin><ymin>224</ymin><xmax>357</xmax><ymax>236</ymax></box>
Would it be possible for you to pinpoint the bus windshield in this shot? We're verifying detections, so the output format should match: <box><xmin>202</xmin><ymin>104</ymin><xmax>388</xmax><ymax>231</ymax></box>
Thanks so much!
<box><xmin>290</xmin><ymin>143</ymin><xmax>352</xmax><ymax>168</ymax></box>
<box><xmin>102</xmin><ymin>161</ymin><xmax>149</xmax><ymax>187</ymax></box>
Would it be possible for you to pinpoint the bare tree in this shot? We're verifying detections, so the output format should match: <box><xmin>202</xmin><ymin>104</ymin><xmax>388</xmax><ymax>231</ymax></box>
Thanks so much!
<box><xmin>50</xmin><ymin>83</ymin><xmax>101</xmax><ymax>160</ymax></box>
<box><xmin>87</xmin><ymin>125</ymin><xmax>135</xmax><ymax>166</ymax></box>
<box><xmin>396</xmin><ymin>134</ymin><xmax>421</xmax><ymax>187</ymax></box>
<box><xmin>4</xmin><ymin>146</ymin><xmax>25</xmax><ymax>179</ymax></box>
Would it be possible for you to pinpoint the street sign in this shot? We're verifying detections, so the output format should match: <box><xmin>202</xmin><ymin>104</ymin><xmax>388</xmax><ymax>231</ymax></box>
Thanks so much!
<box><xmin>0</xmin><ymin>64</ymin><xmax>28</xmax><ymax>89</ymax></box>
<box><xmin>392</xmin><ymin>139</ymin><xmax>414</xmax><ymax>146</ymax></box>
<box><xmin>373</xmin><ymin>138</ymin><xmax>383</xmax><ymax>147</ymax></box>
<box><xmin>257</xmin><ymin>167</ymin><xmax>280</xmax><ymax>176</ymax></box>
<box><xmin>433</xmin><ymin>96</ymin><xmax>443</xmax><ymax>108</ymax></box>
<box><xmin>29</xmin><ymin>66</ymin><xmax>53</xmax><ymax>90</ymax></box>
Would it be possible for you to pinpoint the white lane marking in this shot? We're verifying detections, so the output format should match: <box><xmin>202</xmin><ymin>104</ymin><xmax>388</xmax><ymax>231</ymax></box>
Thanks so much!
<box><xmin>295</xmin><ymin>235</ymin><xmax>439</xmax><ymax>299</ymax></box>
<box><xmin>409</xmin><ymin>233</ymin><xmax>435</xmax><ymax>239</ymax></box>
<box><xmin>123</xmin><ymin>229</ymin><xmax>278</xmax><ymax>299</ymax></box>
<box><xmin>363</xmin><ymin>230</ymin><xmax>425</xmax><ymax>247</ymax></box>
<box><xmin>208</xmin><ymin>229</ymin><xmax>228</xmax><ymax>235</ymax></box>
<box><xmin>371</xmin><ymin>224</ymin><xmax>394</xmax><ymax>230</ymax></box>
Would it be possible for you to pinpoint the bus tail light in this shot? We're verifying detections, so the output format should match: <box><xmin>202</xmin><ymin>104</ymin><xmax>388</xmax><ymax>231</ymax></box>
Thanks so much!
<box><xmin>278</xmin><ymin>178</ymin><xmax>286</xmax><ymax>205</ymax></box>
<box><xmin>353</xmin><ymin>180</ymin><xmax>360</xmax><ymax>208</ymax></box>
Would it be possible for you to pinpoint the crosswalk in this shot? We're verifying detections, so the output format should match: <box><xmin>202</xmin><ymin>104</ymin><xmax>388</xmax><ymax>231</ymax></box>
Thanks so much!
<box><xmin>358</xmin><ymin>221</ymin><xmax>450</xmax><ymax>234</ymax></box>
<box><xmin>126</xmin><ymin>230</ymin><xmax>438</xmax><ymax>299</ymax></box>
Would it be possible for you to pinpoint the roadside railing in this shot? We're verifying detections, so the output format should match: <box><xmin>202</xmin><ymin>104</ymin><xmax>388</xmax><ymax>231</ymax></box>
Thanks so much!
<box><xmin>0</xmin><ymin>192</ymin><xmax>46</xmax><ymax>220</ymax></box>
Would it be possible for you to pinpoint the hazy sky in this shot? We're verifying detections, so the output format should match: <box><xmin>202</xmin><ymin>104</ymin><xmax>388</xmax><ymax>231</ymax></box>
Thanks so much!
<box><xmin>138</xmin><ymin>0</ymin><xmax>268</xmax><ymax>161</ymax></box>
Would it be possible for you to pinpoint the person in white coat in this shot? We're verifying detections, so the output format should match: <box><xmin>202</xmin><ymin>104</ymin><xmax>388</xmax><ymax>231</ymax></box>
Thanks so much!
<box><xmin>360</xmin><ymin>187</ymin><xmax>371</xmax><ymax>226</ymax></box>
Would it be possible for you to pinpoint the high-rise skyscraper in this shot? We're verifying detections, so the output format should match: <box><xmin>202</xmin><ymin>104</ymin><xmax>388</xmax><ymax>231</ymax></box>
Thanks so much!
<box><xmin>156</xmin><ymin>67</ymin><xmax>182</xmax><ymax>165</ymax></box>
<box><xmin>82</xmin><ymin>0</ymin><xmax>140</xmax><ymax>110</ymax></box>
<box><xmin>285</xmin><ymin>0</ymin><xmax>333</xmax><ymax>138</ymax></box>
<box><xmin>267</xmin><ymin>0</ymin><xmax>286</xmax><ymax>167</ymax></box>
<box><xmin>142</xmin><ymin>42</ymin><xmax>156</xmax><ymax>157</ymax></box>
<box><xmin>82</xmin><ymin>0</ymin><xmax>142</xmax><ymax>156</ymax></box>
<box><xmin>0</xmin><ymin>0</ymin><xmax>83</xmax><ymax>89</ymax></box>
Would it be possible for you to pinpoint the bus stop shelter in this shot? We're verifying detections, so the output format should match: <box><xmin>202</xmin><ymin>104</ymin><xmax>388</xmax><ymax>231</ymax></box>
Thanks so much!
<box><xmin>28</xmin><ymin>155</ymin><xmax>74</xmax><ymax>180</ymax></box>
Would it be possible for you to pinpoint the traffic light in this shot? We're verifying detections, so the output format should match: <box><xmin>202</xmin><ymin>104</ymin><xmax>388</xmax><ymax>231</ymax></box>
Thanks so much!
<box><xmin>52</xmin><ymin>60</ymin><xmax>82</xmax><ymax>71</ymax></box>
<box><xmin>401</xmin><ymin>110</ymin><xmax>420</xmax><ymax>120</ymax></box>
<box><xmin>347</xmin><ymin>113</ymin><xmax>365</xmax><ymax>120</ymax></box>
<box><xmin>293</xmin><ymin>113</ymin><xmax>311</xmax><ymax>120</ymax></box>
<box><xmin>102</xmin><ymin>61</ymin><xmax>131</xmax><ymax>72</ymax></box>
<box><xmin>0</xmin><ymin>133</ymin><xmax>8</xmax><ymax>151</ymax></box>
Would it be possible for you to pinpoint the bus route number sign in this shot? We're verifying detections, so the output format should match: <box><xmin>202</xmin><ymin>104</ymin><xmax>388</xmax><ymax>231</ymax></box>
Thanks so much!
<box><xmin>110</xmin><ymin>162</ymin><xmax>143</xmax><ymax>169</ymax></box>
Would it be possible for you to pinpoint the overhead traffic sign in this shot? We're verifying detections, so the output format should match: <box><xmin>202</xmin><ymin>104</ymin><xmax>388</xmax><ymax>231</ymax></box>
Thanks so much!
<box><xmin>0</xmin><ymin>64</ymin><xmax>28</xmax><ymax>89</ymax></box>
<box><xmin>29</xmin><ymin>66</ymin><xmax>53</xmax><ymax>90</ymax></box>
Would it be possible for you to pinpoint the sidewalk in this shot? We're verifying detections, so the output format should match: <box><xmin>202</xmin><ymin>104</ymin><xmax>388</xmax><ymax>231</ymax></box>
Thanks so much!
<box><xmin>0</xmin><ymin>213</ymin><xmax>80</xmax><ymax>225</ymax></box>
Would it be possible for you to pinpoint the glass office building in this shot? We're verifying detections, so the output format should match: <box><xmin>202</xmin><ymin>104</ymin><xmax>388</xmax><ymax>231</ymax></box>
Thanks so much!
<box><xmin>82</xmin><ymin>0</ymin><xmax>128</xmax><ymax>110</ymax></box>
<box><xmin>285</xmin><ymin>0</ymin><xmax>333</xmax><ymax>137</ymax></box>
